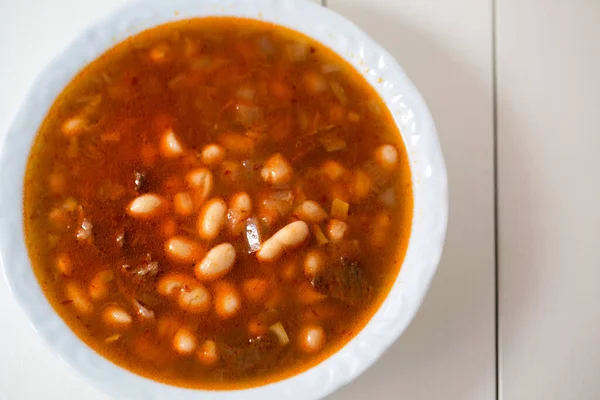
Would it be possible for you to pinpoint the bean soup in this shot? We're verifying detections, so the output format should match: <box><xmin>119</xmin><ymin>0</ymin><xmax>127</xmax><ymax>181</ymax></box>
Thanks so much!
<box><xmin>23</xmin><ymin>18</ymin><xmax>412</xmax><ymax>389</ymax></box>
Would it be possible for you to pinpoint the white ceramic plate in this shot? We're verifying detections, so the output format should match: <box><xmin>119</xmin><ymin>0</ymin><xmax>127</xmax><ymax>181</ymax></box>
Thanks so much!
<box><xmin>0</xmin><ymin>0</ymin><xmax>447</xmax><ymax>399</ymax></box>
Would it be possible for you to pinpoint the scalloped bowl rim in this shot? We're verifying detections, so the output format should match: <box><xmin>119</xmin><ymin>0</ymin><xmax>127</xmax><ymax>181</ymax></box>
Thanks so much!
<box><xmin>0</xmin><ymin>0</ymin><xmax>448</xmax><ymax>399</ymax></box>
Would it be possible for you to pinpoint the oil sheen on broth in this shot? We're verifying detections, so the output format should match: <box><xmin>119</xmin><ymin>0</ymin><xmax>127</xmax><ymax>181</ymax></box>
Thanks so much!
<box><xmin>23</xmin><ymin>18</ymin><xmax>412</xmax><ymax>389</ymax></box>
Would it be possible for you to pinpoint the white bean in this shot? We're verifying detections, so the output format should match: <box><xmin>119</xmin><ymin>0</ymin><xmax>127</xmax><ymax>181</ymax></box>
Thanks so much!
<box><xmin>186</xmin><ymin>168</ymin><xmax>213</xmax><ymax>207</ymax></box>
<box><xmin>248</xmin><ymin>318</ymin><xmax>269</xmax><ymax>336</ymax></box>
<box><xmin>149</xmin><ymin>44</ymin><xmax>169</xmax><ymax>63</ymax></box>
<box><xmin>65</xmin><ymin>282</ymin><xmax>93</xmax><ymax>315</ymax></box>
<box><xmin>228</xmin><ymin>192</ymin><xmax>252</xmax><ymax>236</ymax></box>
<box><xmin>160</xmin><ymin>129</ymin><xmax>184</xmax><ymax>157</ymax></box>
<box><xmin>257</xmin><ymin>221</ymin><xmax>309</xmax><ymax>262</ymax></box>
<box><xmin>379</xmin><ymin>187</ymin><xmax>395</xmax><ymax>207</ymax></box>
<box><xmin>327</xmin><ymin>219</ymin><xmax>349</xmax><ymax>242</ymax></box>
<box><xmin>304</xmin><ymin>250</ymin><xmax>324</xmax><ymax>277</ymax></box>
<box><xmin>298</xmin><ymin>325</ymin><xmax>326</xmax><ymax>353</ymax></box>
<box><xmin>197</xmin><ymin>340</ymin><xmax>218</xmax><ymax>365</ymax></box>
<box><xmin>297</xmin><ymin>282</ymin><xmax>328</xmax><ymax>305</ymax></box>
<box><xmin>213</xmin><ymin>281</ymin><xmax>241</xmax><ymax>319</ymax></box>
<box><xmin>186</xmin><ymin>167</ymin><xmax>213</xmax><ymax>189</ymax></box>
<box><xmin>173</xmin><ymin>192</ymin><xmax>194</xmax><ymax>216</ymax></box>
<box><xmin>242</xmin><ymin>278</ymin><xmax>269</xmax><ymax>303</ymax></box>
<box><xmin>294</xmin><ymin>200</ymin><xmax>328</xmax><ymax>223</ymax></box>
<box><xmin>219</xmin><ymin>133</ymin><xmax>255</xmax><ymax>157</ymax></box>
<box><xmin>374</xmin><ymin>144</ymin><xmax>398</xmax><ymax>169</ymax></box>
<box><xmin>370</xmin><ymin>212</ymin><xmax>392</xmax><ymax>248</ymax></box>
<box><xmin>281</xmin><ymin>258</ymin><xmax>298</xmax><ymax>281</ymax></box>
<box><xmin>201</xmin><ymin>144</ymin><xmax>225</xmax><ymax>166</ymax></box>
<box><xmin>173</xmin><ymin>327</ymin><xmax>197</xmax><ymax>355</ymax></box>
<box><xmin>62</xmin><ymin>117</ymin><xmax>86</xmax><ymax>136</ymax></box>
<box><xmin>220</xmin><ymin>160</ymin><xmax>242</xmax><ymax>186</ymax></box>
<box><xmin>351</xmin><ymin>169</ymin><xmax>372</xmax><ymax>202</ymax></box>
<box><xmin>164</xmin><ymin>236</ymin><xmax>203</xmax><ymax>263</ymax></box>
<box><xmin>348</xmin><ymin>111</ymin><xmax>360</xmax><ymax>122</ymax></box>
<box><xmin>89</xmin><ymin>270</ymin><xmax>113</xmax><ymax>300</ymax></box>
<box><xmin>127</xmin><ymin>194</ymin><xmax>167</xmax><ymax>219</ymax></box>
<box><xmin>55</xmin><ymin>253</ymin><xmax>72</xmax><ymax>276</ymax></box>
<box><xmin>102</xmin><ymin>305</ymin><xmax>132</xmax><ymax>328</ymax></box>
<box><xmin>304</xmin><ymin>71</ymin><xmax>327</xmax><ymax>94</ymax></box>
<box><xmin>197</xmin><ymin>198</ymin><xmax>227</xmax><ymax>240</ymax></box>
<box><xmin>195</xmin><ymin>243</ymin><xmax>236</xmax><ymax>281</ymax></box>
<box><xmin>157</xmin><ymin>273</ymin><xmax>194</xmax><ymax>296</ymax></box>
<box><xmin>320</xmin><ymin>160</ymin><xmax>347</xmax><ymax>181</ymax></box>
<box><xmin>48</xmin><ymin>171</ymin><xmax>66</xmax><ymax>194</ymax></box>
<box><xmin>157</xmin><ymin>316</ymin><xmax>183</xmax><ymax>339</ymax></box>
<box><xmin>261</xmin><ymin>153</ymin><xmax>293</xmax><ymax>185</ymax></box>
<box><xmin>178</xmin><ymin>283</ymin><xmax>211</xmax><ymax>314</ymax></box>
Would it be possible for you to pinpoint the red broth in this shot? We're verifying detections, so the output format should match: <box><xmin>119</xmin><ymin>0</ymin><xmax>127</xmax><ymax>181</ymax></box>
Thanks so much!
<box><xmin>23</xmin><ymin>18</ymin><xmax>412</xmax><ymax>389</ymax></box>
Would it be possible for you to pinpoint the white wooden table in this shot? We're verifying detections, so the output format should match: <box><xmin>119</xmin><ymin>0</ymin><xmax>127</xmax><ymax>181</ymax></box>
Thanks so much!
<box><xmin>1</xmin><ymin>1</ymin><xmax>598</xmax><ymax>399</ymax></box>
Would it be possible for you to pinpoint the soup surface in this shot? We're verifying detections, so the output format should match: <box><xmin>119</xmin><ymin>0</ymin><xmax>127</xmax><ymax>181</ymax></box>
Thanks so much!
<box><xmin>23</xmin><ymin>18</ymin><xmax>412</xmax><ymax>389</ymax></box>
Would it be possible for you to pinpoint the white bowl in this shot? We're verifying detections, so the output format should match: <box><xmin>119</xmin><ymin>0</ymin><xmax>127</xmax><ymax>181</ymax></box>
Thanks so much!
<box><xmin>0</xmin><ymin>0</ymin><xmax>447</xmax><ymax>399</ymax></box>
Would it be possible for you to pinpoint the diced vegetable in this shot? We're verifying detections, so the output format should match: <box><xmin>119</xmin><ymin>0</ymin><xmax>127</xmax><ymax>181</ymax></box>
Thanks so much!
<box><xmin>331</xmin><ymin>198</ymin><xmax>349</xmax><ymax>220</ymax></box>
<box><xmin>329</xmin><ymin>81</ymin><xmax>347</xmax><ymax>105</ymax></box>
<box><xmin>269</xmin><ymin>322</ymin><xmax>290</xmax><ymax>346</ymax></box>
<box><xmin>312</xmin><ymin>224</ymin><xmax>330</xmax><ymax>246</ymax></box>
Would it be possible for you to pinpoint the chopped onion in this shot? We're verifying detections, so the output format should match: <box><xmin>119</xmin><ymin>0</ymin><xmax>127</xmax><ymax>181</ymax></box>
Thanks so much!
<box><xmin>269</xmin><ymin>322</ymin><xmax>290</xmax><ymax>346</ymax></box>
<box><xmin>104</xmin><ymin>334</ymin><xmax>121</xmax><ymax>343</ymax></box>
<box><xmin>329</xmin><ymin>81</ymin><xmax>347</xmax><ymax>105</ymax></box>
<box><xmin>287</xmin><ymin>42</ymin><xmax>309</xmax><ymax>62</ymax></box>
<box><xmin>321</xmin><ymin>63</ymin><xmax>341</xmax><ymax>74</ymax></box>
<box><xmin>133</xmin><ymin>299</ymin><xmax>155</xmax><ymax>320</ymax></box>
<box><xmin>245</xmin><ymin>217</ymin><xmax>262</xmax><ymax>253</ymax></box>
